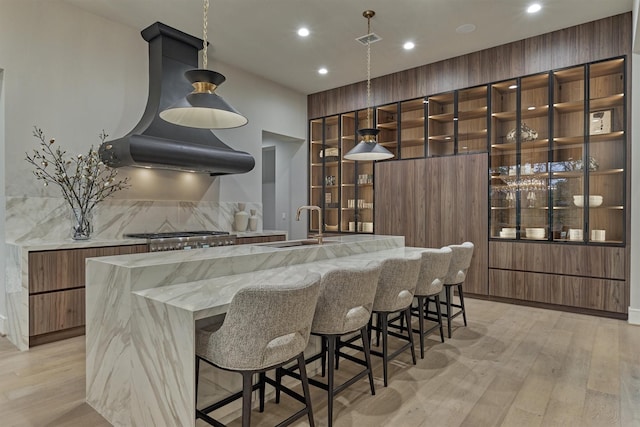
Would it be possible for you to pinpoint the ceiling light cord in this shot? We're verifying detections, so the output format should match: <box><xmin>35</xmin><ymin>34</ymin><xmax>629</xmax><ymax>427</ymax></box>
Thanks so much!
<box><xmin>202</xmin><ymin>0</ymin><xmax>209</xmax><ymax>69</ymax></box>
<box><xmin>366</xmin><ymin>13</ymin><xmax>372</xmax><ymax>128</ymax></box>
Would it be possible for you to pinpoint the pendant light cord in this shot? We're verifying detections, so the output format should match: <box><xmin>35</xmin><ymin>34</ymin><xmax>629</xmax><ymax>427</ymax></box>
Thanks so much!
<box><xmin>366</xmin><ymin>14</ymin><xmax>372</xmax><ymax>128</ymax></box>
<box><xmin>202</xmin><ymin>0</ymin><xmax>209</xmax><ymax>69</ymax></box>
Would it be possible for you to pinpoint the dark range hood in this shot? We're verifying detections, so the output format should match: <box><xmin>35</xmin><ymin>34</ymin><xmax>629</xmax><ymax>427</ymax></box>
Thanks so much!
<box><xmin>99</xmin><ymin>22</ymin><xmax>255</xmax><ymax>175</ymax></box>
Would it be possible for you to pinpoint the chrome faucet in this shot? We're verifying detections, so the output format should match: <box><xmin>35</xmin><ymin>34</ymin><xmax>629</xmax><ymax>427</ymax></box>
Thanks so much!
<box><xmin>296</xmin><ymin>205</ymin><xmax>324</xmax><ymax>244</ymax></box>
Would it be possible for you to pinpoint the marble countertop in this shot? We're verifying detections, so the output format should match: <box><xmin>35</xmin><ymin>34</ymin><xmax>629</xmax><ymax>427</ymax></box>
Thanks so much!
<box><xmin>134</xmin><ymin>246</ymin><xmax>425</xmax><ymax>320</ymax></box>
<box><xmin>6</xmin><ymin>230</ymin><xmax>288</xmax><ymax>251</ymax></box>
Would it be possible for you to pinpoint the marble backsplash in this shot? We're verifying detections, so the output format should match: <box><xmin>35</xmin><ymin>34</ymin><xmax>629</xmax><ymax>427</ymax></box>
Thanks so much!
<box><xmin>5</xmin><ymin>197</ymin><xmax>262</xmax><ymax>242</ymax></box>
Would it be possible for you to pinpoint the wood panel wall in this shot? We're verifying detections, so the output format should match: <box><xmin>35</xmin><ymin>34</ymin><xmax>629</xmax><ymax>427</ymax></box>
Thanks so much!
<box><xmin>308</xmin><ymin>13</ymin><xmax>631</xmax><ymax>119</ymax></box>
<box><xmin>375</xmin><ymin>154</ymin><xmax>488</xmax><ymax>294</ymax></box>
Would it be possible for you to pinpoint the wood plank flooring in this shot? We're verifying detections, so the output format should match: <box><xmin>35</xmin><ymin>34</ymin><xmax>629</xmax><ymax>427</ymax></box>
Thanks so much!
<box><xmin>1</xmin><ymin>298</ymin><xmax>639</xmax><ymax>426</ymax></box>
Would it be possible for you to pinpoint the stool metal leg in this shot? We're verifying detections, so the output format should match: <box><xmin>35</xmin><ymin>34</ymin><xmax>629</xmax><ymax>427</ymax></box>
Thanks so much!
<box><xmin>241</xmin><ymin>372</ymin><xmax>253</xmax><ymax>427</ymax></box>
<box><xmin>417</xmin><ymin>296</ymin><xmax>425</xmax><ymax>359</ymax></box>
<box><xmin>381</xmin><ymin>313</ymin><xmax>389</xmax><ymax>387</ymax></box>
<box><xmin>258</xmin><ymin>372</ymin><xmax>266</xmax><ymax>412</ymax></box>
<box><xmin>434</xmin><ymin>295</ymin><xmax>444</xmax><ymax>342</ymax></box>
<box><xmin>404</xmin><ymin>307</ymin><xmax>416</xmax><ymax>365</ymax></box>
<box><xmin>445</xmin><ymin>285</ymin><xmax>453</xmax><ymax>338</ymax></box>
<box><xmin>458</xmin><ymin>284</ymin><xmax>468</xmax><ymax>326</ymax></box>
<box><xmin>360</xmin><ymin>326</ymin><xmax>376</xmax><ymax>396</ymax></box>
<box><xmin>327</xmin><ymin>335</ymin><xmax>336</xmax><ymax>427</ymax></box>
<box><xmin>297</xmin><ymin>354</ymin><xmax>315</xmax><ymax>427</ymax></box>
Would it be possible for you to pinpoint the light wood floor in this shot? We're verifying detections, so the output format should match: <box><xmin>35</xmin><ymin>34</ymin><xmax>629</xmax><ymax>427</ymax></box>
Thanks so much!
<box><xmin>1</xmin><ymin>298</ymin><xmax>639</xmax><ymax>427</ymax></box>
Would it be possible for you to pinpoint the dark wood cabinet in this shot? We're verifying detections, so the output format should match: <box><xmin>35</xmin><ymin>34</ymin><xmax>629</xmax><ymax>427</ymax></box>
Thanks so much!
<box><xmin>28</xmin><ymin>244</ymin><xmax>147</xmax><ymax>346</ymax></box>
<box><xmin>375</xmin><ymin>154</ymin><xmax>489</xmax><ymax>295</ymax></box>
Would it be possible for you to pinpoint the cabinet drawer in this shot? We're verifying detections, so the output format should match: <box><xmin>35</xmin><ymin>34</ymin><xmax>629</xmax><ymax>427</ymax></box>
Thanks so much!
<box><xmin>236</xmin><ymin>235</ymin><xmax>286</xmax><ymax>244</ymax></box>
<box><xmin>29</xmin><ymin>244</ymin><xmax>147</xmax><ymax>293</ymax></box>
<box><xmin>29</xmin><ymin>288</ymin><xmax>85</xmax><ymax>336</ymax></box>
<box><xmin>489</xmin><ymin>268</ymin><xmax>627</xmax><ymax>313</ymax></box>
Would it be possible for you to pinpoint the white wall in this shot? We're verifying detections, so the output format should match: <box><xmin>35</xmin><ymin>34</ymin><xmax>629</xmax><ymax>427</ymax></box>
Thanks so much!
<box><xmin>629</xmin><ymin>52</ymin><xmax>640</xmax><ymax>325</ymax></box>
<box><xmin>0</xmin><ymin>0</ymin><xmax>307</xmax><ymax>321</ymax></box>
<box><xmin>262</xmin><ymin>132</ymin><xmax>307</xmax><ymax>239</ymax></box>
<box><xmin>0</xmin><ymin>70</ymin><xmax>6</xmax><ymax>335</ymax></box>
<box><xmin>262</xmin><ymin>147</ymin><xmax>276</xmax><ymax>229</ymax></box>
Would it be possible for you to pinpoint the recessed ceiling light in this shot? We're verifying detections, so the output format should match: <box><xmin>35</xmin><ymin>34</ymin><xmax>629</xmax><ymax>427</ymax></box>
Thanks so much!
<box><xmin>318</xmin><ymin>67</ymin><xmax>328</xmax><ymax>75</ymax></box>
<box><xmin>297</xmin><ymin>27</ymin><xmax>310</xmax><ymax>37</ymax></box>
<box><xmin>509</xmin><ymin>84</ymin><xmax>518</xmax><ymax>89</ymax></box>
<box><xmin>456</xmin><ymin>24</ymin><xmax>476</xmax><ymax>34</ymax></box>
<box><xmin>527</xmin><ymin>3</ymin><xmax>542</xmax><ymax>14</ymax></box>
<box><xmin>403</xmin><ymin>41</ymin><xmax>415</xmax><ymax>50</ymax></box>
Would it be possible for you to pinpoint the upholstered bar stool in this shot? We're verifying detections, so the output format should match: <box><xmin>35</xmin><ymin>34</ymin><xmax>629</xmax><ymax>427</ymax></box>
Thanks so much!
<box><xmin>362</xmin><ymin>254</ymin><xmax>422</xmax><ymax>387</ymax></box>
<box><xmin>278</xmin><ymin>262</ymin><xmax>381</xmax><ymax>427</ymax></box>
<box><xmin>440</xmin><ymin>241</ymin><xmax>475</xmax><ymax>338</ymax></box>
<box><xmin>195</xmin><ymin>273</ymin><xmax>321</xmax><ymax>427</ymax></box>
<box><xmin>411</xmin><ymin>247</ymin><xmax>453</xmax><ymax>358</ymax></box>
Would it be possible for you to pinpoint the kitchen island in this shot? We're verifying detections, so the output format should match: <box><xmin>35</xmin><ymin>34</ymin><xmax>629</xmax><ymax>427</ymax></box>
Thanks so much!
<box><xmin>85</xmin><ymin>234</ymin><xmax>414</xmax><ymax>426</ymax></box>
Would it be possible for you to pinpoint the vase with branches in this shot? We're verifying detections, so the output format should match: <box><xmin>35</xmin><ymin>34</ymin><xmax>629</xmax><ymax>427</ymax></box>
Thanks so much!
<box><xmin>25</xmin><ymin>127</ymin><xmax>130</xmax><ymax>240</ymax></box>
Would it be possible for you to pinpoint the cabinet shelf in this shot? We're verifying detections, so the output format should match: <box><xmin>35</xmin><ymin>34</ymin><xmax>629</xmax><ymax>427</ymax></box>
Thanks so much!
<box><xmin>552</xmin><ymin>168</ymin><xmax>623</xmax><ymax>178</ymax></box>
<box><xmin>553</xmin><ymin>93</ymin><xmax>624</xmax><ymax>113</ymax></box>
<box><xmin>401</xmin><ymin>138</ymin><xmax>426</xmax><ymax>147</ymax></box>
<box><xmin>554</xmin><ymin>131</ymin><xmax>624</xmax><ymax>145</ymax></box>
<box><xmin>428</xmin><ymin>134</ymin><xmax>454</xmax><ymax>142</ymax></box>
<box><xmin>492</xmin><ymin>105</ymin><xmax>549</xmax><ymax>121</ymax></box>
<box><xmin>491</xmin><ymin>139</ymin><xmax>549</xmax><ymax>150</ymax></box>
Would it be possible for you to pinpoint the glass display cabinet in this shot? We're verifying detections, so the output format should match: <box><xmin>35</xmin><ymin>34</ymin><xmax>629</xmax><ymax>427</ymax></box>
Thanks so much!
<box><xmin>309</xmin><ymin>110</ymin><xmax>376</xmax><ymax>234</ymax></box>
<box><xmin>489</xmin><ymin>57</ymin><xmax>625</xmax><ymax>244</ymax></box>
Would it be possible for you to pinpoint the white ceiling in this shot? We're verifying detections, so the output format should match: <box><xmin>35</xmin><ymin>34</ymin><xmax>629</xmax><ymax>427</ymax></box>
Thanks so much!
<box><xmin>64</xmin><ymin>0</ymin><xmax>632</xmax><ymax>95</ymax></box>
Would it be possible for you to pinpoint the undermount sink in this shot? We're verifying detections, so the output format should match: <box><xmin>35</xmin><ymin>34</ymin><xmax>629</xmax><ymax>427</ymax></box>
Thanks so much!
<box><xmin>260</xmin><ymin>239</ymin><xmax>338</xmax><ymax>248</ymax></box>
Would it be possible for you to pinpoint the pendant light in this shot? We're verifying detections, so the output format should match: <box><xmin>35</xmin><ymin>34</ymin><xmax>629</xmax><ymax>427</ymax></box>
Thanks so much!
<box><xmin>344</xmin><ymin>10</ymin><xmax>394</xmax><ymax>161</ymax></box>
<box><xmin>159</xmin><ymin>0</ymin><xmax>248</xmax><ymax>129</ymax></box>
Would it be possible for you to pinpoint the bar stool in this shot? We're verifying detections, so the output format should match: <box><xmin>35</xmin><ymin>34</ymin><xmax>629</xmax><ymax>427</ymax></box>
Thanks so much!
<box><xmin>440</xmin><ymin>242</ymin><xmax>475</xmax><ymax>338</ymax></box>
<box><xmin>278</xmin><ymin>262</ymin><xmax>381</xmax><ymax>427</ymax></box>
<box><xmin>195</xmin><ymin>273</ymin><xmax>322</xmax><ymax>427</ymax></box>
<box><xmin>364</xmin><ymin>254</ymin><xmax>422</xmax><ymax>387</ymax></box>
<box><xmin>411</xmin><ymin>247</ymin><xmax>453</xmax><ymax>358</ymax></box>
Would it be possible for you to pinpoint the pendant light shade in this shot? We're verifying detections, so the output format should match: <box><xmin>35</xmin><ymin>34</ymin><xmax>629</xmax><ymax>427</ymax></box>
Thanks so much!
<box><xmin>344</xmin><ymin>10</ymin><xmax>394</xmax><ymax>162</ymax></box>
<box><xmin>160</xmin><ymin>70</ymin><xmax>248</xmax><ymax>129</ymax></box>
<box><xmin>344</xmin><ymin>128</ymin><xmax>394</xmax><ymax>161</ymax></box>
<box><xmin>159</xmin><ymin>0</ymin><xmax>248</xmax><ymax>129</ymax></box>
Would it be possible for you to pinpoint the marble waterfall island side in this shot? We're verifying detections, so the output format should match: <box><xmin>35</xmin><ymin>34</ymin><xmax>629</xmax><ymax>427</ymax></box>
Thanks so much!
<box><xmin>85</xmin><ymin>235</ymin><xmax>404</xmax><ymax>426</ymax></box>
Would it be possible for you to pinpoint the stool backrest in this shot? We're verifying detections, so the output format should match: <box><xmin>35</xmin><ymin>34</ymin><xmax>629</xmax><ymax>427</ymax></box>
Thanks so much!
<box><xmin>373</xmin><ymin>253</ymin><xmax>422</xmax><ymax>312</ymax></box>
<box><xmin>415</xmin><ymin>247</ymin><xmax>453</xmax><ymax>296</ymax></box>
<box><xmin>311</xmin><ymin>262</ymin><xmax>381</xmax><ymax>335</ymax></box>
<box><xmin>443</xmin><ymin>242</ymin><xmax>475</xmax><ymax>285</ymax></box>
<box><xmin>201</xmin><ymin>272</ymin><xmax>321</xmax><ymax>370</ymax></box>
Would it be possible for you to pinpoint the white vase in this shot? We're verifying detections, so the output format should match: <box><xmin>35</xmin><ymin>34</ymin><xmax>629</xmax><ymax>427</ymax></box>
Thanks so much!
<box><xmin>248</xmin><ymin>209</ymin><xmax>258</xmax><ymax>232</ymax></box>
<box><xmin>234</xmin><ymin>203</ymin><xmax>249</xmax><ymax>232</ymax></box>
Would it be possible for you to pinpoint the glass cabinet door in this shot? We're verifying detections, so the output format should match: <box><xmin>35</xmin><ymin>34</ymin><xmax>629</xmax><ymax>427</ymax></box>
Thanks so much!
<box><xmin>427</xmin><ymin>91</ymin><xmax>455</xmax><ymax>157</ymax></box>
<box><xmin>399</xmin><ymin>98</ymin><xmax>426</xmax><ymax>159</ymax></box>
<box><xmin>323</xmin><ymin>115</ymin><xmax>340</xmax><ymax>233</ymax></box>
<box><xmin>309</xmin><ymin>118</ymin><xmax>324</xmax><ymax>232</ymax></box>
<box><xmin>458</xmin><ymin>86</ymin><xmax>489</xmax><ymax>154</ymax></box>
<box><xmin>519</xmin><ymin>73</ymin><xmax>550</xmax><ymax>241</ymax></box>
<box><xmin>354</xmin><ymin>109</ymin><xmax>375</xmax><ymax>233</ymax></box>
<box><xmin>490</xmin><ymin>79</ymin><xmax>518</xmax><ymax>239</ymax></box>
<box><xmin>376</xmin><ymin>103</ymin><xmax>398</xmax><ymax>160</ymax></box>
<box><xmin>308</xmin><ymin>115</ymin><xmax>340</xmax><ymax>233</ymax></box>
<box><xmin>586</xmin><ymin>58</ymin><xmax>625</xmax><ymax>244</ymax></box>
<box><xmin>340</xmin><ymin>112</ymin><xmax>356</xmax><ymax>233</ymax></box>
<box><xmin>551</xmin><ymin>65</ymin><xmax>585</xmax><ymax>242</ymax></box>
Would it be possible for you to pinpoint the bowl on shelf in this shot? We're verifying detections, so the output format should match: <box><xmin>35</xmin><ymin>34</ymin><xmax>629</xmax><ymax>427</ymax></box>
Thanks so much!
<box><xmin>573</xmin><ymin>194</ymin><xmax>603</xmax><ymax>207</ymax></box>
<box><xmin>525</xmin><ymin>227</ymin><xmax>545</xmax><ymax>239</ymax></box>
<box><xmin>499</xmin><ymin>227</ymin><xmax>516</xmax><ymax>238</ymax></box>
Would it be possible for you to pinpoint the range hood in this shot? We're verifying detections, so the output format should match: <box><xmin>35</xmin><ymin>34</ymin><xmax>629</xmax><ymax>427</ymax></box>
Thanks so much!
<box><xmin>99</xmin><ymin>22</ymin><xmax>255</xmax><ymax>175</ymax></box>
